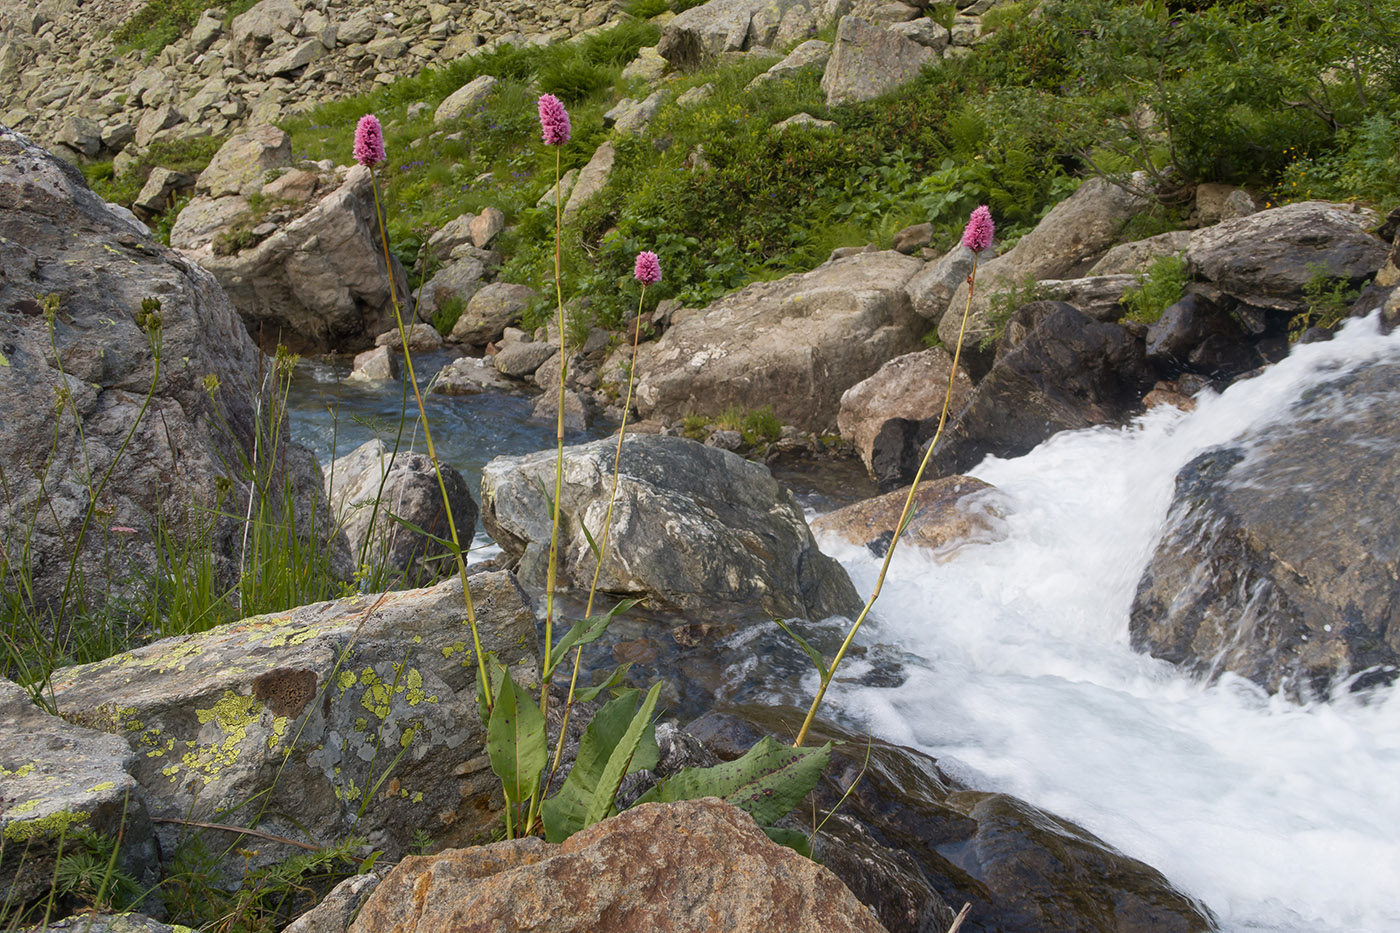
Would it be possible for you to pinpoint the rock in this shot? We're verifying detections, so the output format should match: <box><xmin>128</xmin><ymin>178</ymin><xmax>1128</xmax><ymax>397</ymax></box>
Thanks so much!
<box><xmin>608</xmin><ymin>90</ymin><xmax>668</xmax><ymax>135</ymax></box>
<box><xmin>905</xmin><ymin>242</ymin><xmax>982</xmax><ymax>325</ymax></box>
<box><xmin>350</xmin><ymin>799</ymin><xmax>888</xmax><ymax>933</ymax></box>
<box><xmin>562</xmin><ymin>141</ymin><xmax>616</xmax><ymax>225</ymax></box>
<box><xmin>1191</xmin><ymin>183</ymin><xmax>1256</xmax><ymax>225</ymax></box>
<box><xmin>676</xmin><ymin>83</ymin><xmax>716</xmax><ymax>107</ymax></box>
<box><xmin>924</xmin><ymin>302</ymin><xmax>1153</xmax><ymax>481</ymax></box>
<box><xmin>891</xmin><ymin>221</ymin><xmax>932</xmax><ymax>254</ymax></box>
<box><xmin>133</xmin><ymin>103</ymin><xmax>185</xmax><ymax>148</ymax></box>
<box><xmin>1376</xmin><ymin>237</ymin><xmax>1400</xmax><ymax>288</ymax></box>
<box><xmin>657</xmin><ymin>0</ymin><xmax>810</xmax><ymax>69</ymax></box>
<box><xmin>197</xmin><ymin>125</ymin><xmax>292</xmax><ymax>198</ymax></box>
<box><xmin>168</xmin><ymin>194</ymin><xmax>253</xmax><ymax>247</ymax></box>
<box><xmin>1131</xmin><ymin>359</ymin><xmax>1400</xmax><ymax>696</ymax></box>
<box><xmin>452</xmin><ymin>282</ymin><xmax>538</xmax><ymax>345</ymax></box>
<box><xmin>493</xmin><ymin>339</ymin><xmax>558</xmax><ymax>378</ymax></box>
<box><xmin>748</xmin><ymin>38</ymin><xmax>831</xmax><ymax>88</ymax></box>
<box><xmin>811</xmin><ymin>475</ymin><xmax>1004</xmax><ymax>557</ymax></box>
<box><xmin>133</xmin><ymin>167</ymin><xmax>195</xmax><ymax>215</ymax></box>
<box><xmin>636</xmin><ymin>251</ymin><xmax>925</xmax><ymax>433</ymax></box>
<box><xmin>324</xmin><ymin>438</ymin><xmax>478</xmax><ymax>585</ymax></box>
<box><xmin>469</xmin><ymin>207</ymin><xmax>505</xmax><ymax>248</ymax></box>
<box><xmin>532</xmin><ymin>386</ymin><xmax>590</xmax><ymax>431</ymax></box>
<box><xmin>375</xmin><ymin>321</ymin><xmax>444</xmax><ymax>351</ymax></box>
<box><xmin>621</xmin><ymin>44</ymin><xmax>669</xmax><ymax>81</ymax></box>
<box><xmin>821</xmin><ymin>16</ymin><xmax>936</xmax><ymax>106</ymax></box>
<box><xmin>0</xmin><ymin>678</ymin><xmax>158</xmax><ymax>904</ymax></box>
<box><xmin>27</xmin><ymin>916</ymin><xmax>184</xmax><ymax>933</ymax></box>
<box><xmin>347</xmin><ymin>345</ymin><xmax>399</xmax><ymax>381</ymax></box>
<box><xmin>0</xmin><ymin>127</ymin><xmax>340</xmax><ymax>615</ymax></box>
<box><xmin>837</xmin><ymin>348</ymin><xmax>973</xmax><ymax>481</ymax></box>
<box><xmin>49</xmin><ymin>572</ymin><xmax>537</xmax><ymax>876</ymax></box>
<box><xmin>230</xmin><ymin>0</ymin><xmax>301</xmax><ymax>64</ymax></box>
<box><xmin>774</xmin><ymin>112</ymin><xmax>839</xmax><ymax>130</ymax></box>
<box><xmin>691</xmin><ymin>709</ymin><xmax>1218</xmax><ymax>933</ymax></box>
<box><xmin>536</xmin><ymin>167</ymin><xmax>578</xmax><ymax>208</ymax></box>
<box><xmin>888</xmin><ymin>16</ymin><xmax>950</xmax><ymax>50</ymax></box>
<box><xmin>434</xmin><ymin>74</ymin><xmax>499</xmax><ymax>123</ymax></box>
<box><xmin>54</xmin><ymin>114</ymin><xmax>101</xmax><ymax>157</ymax></box>
<box><xmin>1183</xmin><ymin>201</ymin><xmax>1386</xmax><ymax>313</ymax></box>
<box><xmin>264</xmin><ymin>38</ymin><xmax>325</xmax><ymax>77</ymax></box>
<box><xmin>428</xmin><ymin>356</ymin><xmax>515</xmax><ymax>395</ymax></box>
<box><xmin>261</xmin><ymin>167</ymin><xmax>321</xmax><ymax>203</ymax></box>
<box><xmin>284</xmin><ymin>871</ymin><xmax>386</xmax><ymax>933</ymax></box>
<box><xmin>481</xmin><ymin>435</ymin><xmax>862</xmax><ymax>619</ymax></box>
<box><xmin>1089</xmin><ymin>230</ymin><xmax>1192</xmax><ymax>276</ymax></box>
<box><xmin>190</xmin><ymin>8</ymin><xmax>224</xmax><ymax>53</ymax></box>
<box><xmin>940</xmin><ymin>177</ymin><xmax>1154</xmax><ymax>351</ymax></box>
<box><xmin>1144</xmin><ymin>292</ymin><xmax>1260</xmax><ymax>378</ymax></box>
<box><xmin>427</xmin><ymin>212</ymin><xmax>478</xmax><ymax>259</ymax></box>
<box><xmin>178</xmin><ymin>165</ymin><xmax>410</xmax><ymax>354</ymax></box>
<box><xmin>1034</xmin><ymin>273</ymin><xmax>1138</xmax><ymax>322</ymax></box>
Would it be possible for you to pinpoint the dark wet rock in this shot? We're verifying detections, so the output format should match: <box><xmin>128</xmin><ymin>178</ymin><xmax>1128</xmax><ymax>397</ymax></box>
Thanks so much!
<box><xmin>480</xmin><ymin>434</ymin><xmax>861</xmax><ymax>621</ymax></box>
<box><xmin>1145</xmin><ymin>292</ymin><xmax>1262</xmax><ymax>378</ymax></box>
<box><xmin>915</xmin><ymin>302</ymin><xmax>1153</xmax><ymax>482</ymax></box>
<box><xmin>690</xmin><ymin>708</ymin><xmax>1218</xmax><ymax>933</ymax></box>
<box><xmin>1131</xmin><ymin>359</ymin><xmax>1400</xmax><ymax>696</ymax></box>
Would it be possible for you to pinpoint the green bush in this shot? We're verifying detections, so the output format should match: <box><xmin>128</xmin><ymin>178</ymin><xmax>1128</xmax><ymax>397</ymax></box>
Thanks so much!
<box><xmin>1121</xmin><ymin>253</ymin><xmax>1189</xmax><ymax>324</ymax></box>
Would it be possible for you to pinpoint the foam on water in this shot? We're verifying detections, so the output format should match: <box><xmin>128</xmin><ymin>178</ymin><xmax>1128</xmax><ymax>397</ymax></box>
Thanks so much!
<box><xmin>819</xmin><ymin>314</ymin><xmax>1400</xmax><ymax>932</ymax></box>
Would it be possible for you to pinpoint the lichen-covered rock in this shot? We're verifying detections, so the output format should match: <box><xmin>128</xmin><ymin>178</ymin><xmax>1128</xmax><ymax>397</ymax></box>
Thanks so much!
<box><xmin>821</xmin><ymin>15</ymin><xmax>935</xmax><ymax>105</ymax></box>
<box><xmin>451</xmin><ymin>282</ymin><xmax>538</xmax><ymax>346</ymax></box>
<box><xmin>324</xmin><ymin>438</ymin><xmax>478</xmax><ymax>587</ymax></box>
<box><xmin>349</xmin><ymin>799</ymin><xmax>890</xmax><ymax>933</ymax></box>
<box><xmin>0</xmin><ymin>126</ymin><xmax>340</xmax><ymax>617</ymax></box>
<box><xmin>29</xmin><ymin>915</ymin><xmax>194</xmax><ymax>933</ymax></box>
<box><xmin>1131</xmin><ymin>358</ymin><xmax>1400</xmax><ymax>696</ymax></box>
<box><xmin>481</xmin><ymin>435</ymin><xmax>861</xmax><ymax>621</ymax></box>
<box><xmin>0</xmin><ymin>679</ymin><xmax>158</xmax><ymax>904</ymax></box>
<box><xmin>48</xmin><ymin>573</ymin><xmax>536</xmax><ymax>876</ymax></box>
<box><xmin>196</xmin><ymin>125</ymin><xmax>291</xmax><ymax>198</ymax></box>
<box><xmin>636</xmin><ymin>251</ymin><xmax>925</xmax><ymax>433</ymax></box>
<box><xmin>657</xmin><ymin>0</ymin><xmax>811</xmax><ymax>68</ymax></box>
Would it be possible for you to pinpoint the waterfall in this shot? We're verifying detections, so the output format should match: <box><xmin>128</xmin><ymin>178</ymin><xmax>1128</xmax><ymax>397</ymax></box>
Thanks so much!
<box><xmin>819</xmin><ymin>312</ymin><xmax>1400</xmax><ymax>932</ymax></box>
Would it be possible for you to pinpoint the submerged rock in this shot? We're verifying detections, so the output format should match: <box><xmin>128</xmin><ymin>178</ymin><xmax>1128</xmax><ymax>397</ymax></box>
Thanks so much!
<box><xmin>48</xmin><ymin>573</ymin><xmax>537</xmax><ymax>878</ymax></box>
<box><xmin>1131</xmin><ymin>358</ymin><xmax>1400</xmax><ymax>696</ymax></box>
<box><xmin>811</xmin><ymin>476</ymin><xmax>1005</xmax><ymax>558</ymax></box>
<box><xmin>480</xmin><ymin>435</ymin><xmax>861</xmax><ymax>621</ymax></box>
<box><xmin>349</xmin><ymin>799</ymin><xmax>890</xmax><ymax>933</ymax></box>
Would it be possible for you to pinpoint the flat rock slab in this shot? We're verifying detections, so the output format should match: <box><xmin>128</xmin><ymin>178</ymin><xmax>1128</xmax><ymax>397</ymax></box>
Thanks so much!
<box><xmin>811</xmin><ymin>475</ymin><xmax>1005</xmax><ymax>557</ymax></box>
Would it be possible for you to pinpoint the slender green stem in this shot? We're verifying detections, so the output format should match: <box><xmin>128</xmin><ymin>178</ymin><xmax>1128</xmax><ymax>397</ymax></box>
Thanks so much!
<box><xmin>546</xmin><ymin>285</ymin><xmax>647</xmax><ymax>780</ymax></box>
<box><xmin>793</xmin><ymin>255</ymin><xmax>980</xmax><ymax>748</ymax></box>
<box><xmin>368</xmin><ymin>166</ymin><xmax>492</xmax><ymax>711</ymax></box>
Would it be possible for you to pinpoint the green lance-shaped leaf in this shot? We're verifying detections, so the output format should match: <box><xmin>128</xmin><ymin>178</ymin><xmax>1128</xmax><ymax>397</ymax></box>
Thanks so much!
<box><xmin>486</xmin><ymin>670</ymin><xmax>548</xmax><ymax>808</ymax></box>
<box><xmin>540</xmin><ymin>682</ymin><xmax>662</xmax><ymax>843</ymax></box>
<box><xmin>773</xmin><ymin>618</ymin><xmax>828</xmax><ymax>681</ymax></box>
<box><xmin>634</xmin><ymin>736</ymin><xmax>831</xmax><ymax>828</ymax></box>
<box><xmin>544</xmin><ymin>599</ymin><xmax>640</xmax><ymax>682</ymax></box>
<box><xmin>475</xmin><ymin>651</ymin><xmax>508</xmax><ymax>724</ymax></box>
<box><xmin>576</xmin><ymin>662</ymin><xmax>633</xmax><ymax>702</ymax></box>
<box><xmin>762</xmin><ymin>825</ymin><xmax>813</xmax><ymax>859</ymax></box>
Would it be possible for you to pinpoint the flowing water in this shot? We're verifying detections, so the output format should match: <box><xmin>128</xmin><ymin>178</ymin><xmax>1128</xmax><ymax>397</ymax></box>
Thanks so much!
<box><xmin>288</xmin><ymin>320</ymin><xmax>1400</xmax><ymax>931</ymax></box>
<box><xmin>817</xmin><ymin>314</ymin><xmax>1400</xmax><ymax>932</ymax></box>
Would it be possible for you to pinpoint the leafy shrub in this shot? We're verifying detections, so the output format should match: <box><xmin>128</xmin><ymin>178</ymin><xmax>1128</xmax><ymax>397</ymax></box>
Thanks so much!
<box><xmin>1121</xmin><ymin>253</ymin><xmax>1188</xmax><ymax>324</ymax></box>
<box><xmin>1291</xmin><ymin>262</ymin><xmax>1364</xmax><ymax>339</ymax></box>
<box><xmin>981</xmin><ymin>274</ymin><xmax>1044</xmax><ymax>350</ymax></box>
<box><xmin>432</xmin><ymin>293</ymin><xmax>468</xmax><ymax>337</ymax></box>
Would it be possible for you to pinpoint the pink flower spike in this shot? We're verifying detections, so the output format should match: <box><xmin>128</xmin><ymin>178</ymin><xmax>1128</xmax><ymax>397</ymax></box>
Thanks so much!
<box><xmin>961</xmin><ymin>205</ymin><xmax>995</xmax><ymax>253</ymax></box>
<box><xmin>537</xmin><ymin>94</ymin><xmax>571</xmax><ymax>146</ymax></box>
<box><xmin>633</xmin><ymin>251</ymin><xmax>661</xmax><ymax>286</ymax></box>
<box><xmin>354</xmin><ymin>114</ymin><xmax>386</xmax><ymax>167</ymax></box>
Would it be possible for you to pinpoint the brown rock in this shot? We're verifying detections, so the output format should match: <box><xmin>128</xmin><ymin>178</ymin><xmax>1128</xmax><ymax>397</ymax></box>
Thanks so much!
<box><xmin>349</xmin><ymin>799</ymin><xmax>890</xmax><ymax>933</ymax></box>
<box><xmin>811</xmin><ymin>476</ymin><xmax>1004</xmax><ymax>557</ymax></box>
<box><xmin>837</xmin><ymin>348</ymin><xmax>973</xmax><ymax>480</ymax></box>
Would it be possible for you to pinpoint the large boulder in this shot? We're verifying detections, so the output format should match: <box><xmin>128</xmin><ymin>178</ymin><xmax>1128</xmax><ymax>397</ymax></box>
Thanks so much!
<box><xmin>196</xmin><ymin>125</ymin><xmax>292</xmax><ymax>198</ymax></box>
<box><xmin>350</xmin><ymin>799</ymin><xmax>890</xmax><ymax>933</ymax></box>
<box><xmin>173</xmin><ymin>165</ymin><xmax>409</xmax><ymax>353</ymax></box>
<box><xmin>939</xmin><ymin>178</ymin><xmax>1155</xmax><ymax>352</ymax></box>
<box><xmin>0</xmin><ymin>126</ymin><xmax>339</xmax><ymax>616</ymax></box>
<box><xmin>481</xmin><ymin>435</ymin><xmax>862</xmax><ymax>621</ymax></box>
<box><xmin>636</xmin><ymin>251</ymin><xmax>926</xmax><ymax>433</ymax></box>
<box><xmin>48</xmin><ymin>572</ymin><xmax>538</xmax><ymax>876</ymax></box>
<box><xmin>838</xmin><ymin>348</ymin><xmax>973</xmax><ymax>482</ymax></box>
<box><xmin>0</xmin><ymin>678</ymin><xmax>158</xmax><ymax>904</ymax></box>
<box><xmin>820</xmin><ymin>15</ymin><xmax>936</xmax><ymax>106</ymax></box>
<box><xmin>656</xmin><ymin>0</ymin><xmax>811</xmax><ymax>69</ymax></box>
<box><xmin>923</xmin><ymin>302</ymin><xmax>1154</xmax><ymax>481</ymax></box>
<box><xmin>691</xmin><ymin>708</ymin><xmax>1218</xmax><ymax>933</ymax></box>
<box><xmin>451</xmin><ymin>282</ymin><xmax>537</xmax><ymax>345</ymax></box>
<box><xmin>1130</xmin><ymin>358</ymin><xmax>1400</xmax><ymax>696</ymax></box>
<box><xmin>324</xmin><ymin>439</ymin><xmax>478</xmax><ymax>588</ymax></box>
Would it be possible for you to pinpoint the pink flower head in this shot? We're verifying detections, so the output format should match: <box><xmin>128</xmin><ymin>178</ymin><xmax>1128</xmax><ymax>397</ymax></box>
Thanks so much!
<box><xmin>354</xmin><ymin>114</ymin><xmax>386</xmax><ymax>167</ymax></box>
<box><xmin>961</xmin><ymin>205</ymin><xmax>995</xmax><ymax>253</ymax></box>
<box><xmin>633</xmin><ymin>251</ymin><xmax>661</xmax><ymax>286</ymax></box>
<box><xmin>537</xmin><ymin>94</ymin><xmax>571</xmax><ymax>146</ymax></box>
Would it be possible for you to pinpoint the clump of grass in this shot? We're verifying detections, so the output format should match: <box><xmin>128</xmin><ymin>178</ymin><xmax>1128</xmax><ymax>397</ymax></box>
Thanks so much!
<box><xmin>431</xmin><ymin>293</ymin><xmax>468</xmax><ymax>337</ymax></box>
<box><xmin>112</xmin><ymin>0</ymin><xmax>260</xmax><ymax>58</ymax></box>
<box><xmin>1121</xmin><ymin>253</ymin><xmax>1188</xmax><ymax>324</ymax></box>
<box><xmin>1290</xmin><ymin>262</ymin><xmax>1364</xmax><ymax>339</ymax></box>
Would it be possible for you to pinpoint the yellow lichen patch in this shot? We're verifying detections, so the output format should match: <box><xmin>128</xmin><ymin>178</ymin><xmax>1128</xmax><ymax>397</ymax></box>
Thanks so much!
<box><xmin>337</xmin><ymin>671</ymin><xmax>358</xmax><ymax>695</ymax></box>
<box><xmin>267</xmin><ymin>715</ymin><xmax>289</xmax><ymax>751</ymax></box>
<box><xmin>9</xmin><ymin>798</ymin><xmax>40</xmax><ymax>816</ymax></box>
<box><xmin>412</xmin><ymin>791</ymin><xmax>423</xmax><ymax>803</ymax></box>
<box><xmin>0</xmin><ymin>762</ymin><xmax>36</xmax><ymax>778</ymax></box>
<box><xmin>179</xmin><ymin>691</ymin><xmax>263</xmax><ymax>785</ymax></box>
<box><xmin>86</xmin><ymin>781</ymin><xmax>117</xmax><ymax>793</ymax></box>
<box><xmin>361</xmin><ymin>682</ymin><xmax>391</xmax><ymax>720</ymax></box>
<box><xmin>3</xmin><ymin>809</ymin><xmax>90</xmax><ymax>842</ymax></box>
<box><xmin>405</xmin><ymin>669</ymin><xmax>426</xmax><ymax>706</ymax></box>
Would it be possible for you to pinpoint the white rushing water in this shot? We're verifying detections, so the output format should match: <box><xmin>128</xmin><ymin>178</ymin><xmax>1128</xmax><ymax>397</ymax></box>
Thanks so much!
<box><xmin>818</xmin><ymin>314</ymin><xmax>1400</xmax><ymax>932</ymax></box>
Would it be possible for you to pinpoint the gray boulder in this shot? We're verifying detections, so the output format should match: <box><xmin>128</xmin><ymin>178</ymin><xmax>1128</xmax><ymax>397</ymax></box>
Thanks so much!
<box><xmin>821</xmin><ymin>16</ymin><xmax>935</xmax><ymax>106</ymax></box>
<box><xmin>175</xmin><ymin>166</ymin><xmax>410</xmax><ymax>353</ymax></box>
<box><xmin>451</xmin><ymin>282</ymin><xmax>537</xmax><ymax>345</ymax></box>
<box><xmin>562</xmin><ymin>141</ymin><xmax>616</xmax><ymax>225</ymax></box>
<box><xmin>434</xmin><ymin>74</ymin><xmax>499</xmax><ymax>124</ymax></box>
<box><xmin>196</xmin><ymin>124</ymin><xmax>292</xmax><ymax>198</ymax></box>
<box><xmin>325</xmin><ymin>438</ymin><xmax>477</xmax><ymax>587</ymax></box>
<box><xmin>481</xmin><ymin>435</ymin><xmax>862</xmax><ymax>620</ymax></box>
<box><xmin>48</xmin><ymin>572</ymin><xmax>538</xmax><ymax>877</ymax></box>
<box><xmin>636</xmin><ymin>250</ymin><xmax>925</xmax><ymax>433</ymax></box>
<box><xmin>0</xmin><ymin>678</ymin><xmax>157</xmax><ymax>904</ymax></box>
<box><xmin>0</xmin><ymin>126</ymin><xmax>340</xmax><ymax>616</ymax></box>
<box><xmin>494</xmin><ymin>339</ymin><xmax>558</xmax><ymax>378</ymax></box>
<box><xmin>429</xmin><ymin>356</ymin><xmax>516</xmax><ymax>395</ymax></box>
<box><xmin>657</xmin><ymin>0</ymin><xmax>810</xmax><ymax>69</ymax></box>
<box><xmin>1131</xmin><ymin>359</ymin><xmax>1400</xmax><ymax>696</ymax></box>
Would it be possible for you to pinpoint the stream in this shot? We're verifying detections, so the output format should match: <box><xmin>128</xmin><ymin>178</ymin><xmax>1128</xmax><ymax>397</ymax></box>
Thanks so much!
<box><xmin>288</xmin><ymin>317</ymin><xmax>1400</xmax><ymax>933</ymax></box>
